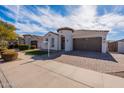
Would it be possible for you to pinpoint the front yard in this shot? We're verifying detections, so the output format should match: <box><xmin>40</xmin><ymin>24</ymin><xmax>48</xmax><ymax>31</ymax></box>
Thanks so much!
<box><xmin>25</xmin><ymin>49</ymin><xmax>48</xmax><ymax>55</ymax></box>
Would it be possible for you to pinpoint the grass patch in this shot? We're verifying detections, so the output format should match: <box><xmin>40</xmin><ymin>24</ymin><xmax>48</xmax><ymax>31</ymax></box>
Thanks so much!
<box><xmin>25</xmin><ymin>50</ymin><xmax>48</xmax><ymax>55</ymax></box>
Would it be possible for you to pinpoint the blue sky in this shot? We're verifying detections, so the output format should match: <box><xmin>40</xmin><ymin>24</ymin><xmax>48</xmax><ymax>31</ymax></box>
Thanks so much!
<box><xmin>0</xmin><ymin>5</ymin><xmax>124</xmax><ymax>40</ymax></box>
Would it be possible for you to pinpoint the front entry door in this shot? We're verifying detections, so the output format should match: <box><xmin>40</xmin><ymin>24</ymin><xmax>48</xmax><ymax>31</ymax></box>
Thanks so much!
<box><xmin>61</xmin><ymin>36</ymin><xmax>65</xmax><ymax>50</ymax></box>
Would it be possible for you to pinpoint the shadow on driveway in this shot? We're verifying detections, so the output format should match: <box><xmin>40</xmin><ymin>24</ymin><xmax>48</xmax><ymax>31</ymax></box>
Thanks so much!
<box><xmin>31</xmin><ymin>51</ymin><xmax>117</xmax><ymax>63</ymax></box>
<box><xmin>108</xmin><ymin>71</ymin><xmax>124</xmax><ymax>78</ymax></box>
<box><xmin>64</xmin><ymin>51</ymin><xmax>118</xmax><ymax>63</ymax></box>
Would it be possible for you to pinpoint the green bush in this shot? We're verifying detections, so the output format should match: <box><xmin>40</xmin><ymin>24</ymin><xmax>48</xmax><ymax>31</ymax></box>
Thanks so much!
<box><xmin>14</xmin><ymin>44</ymin><xmax>19</xmax><ymax>48</ymax></box>
<box><xmin>8</xmin><ymin>43</ymin><xmax>19</xmax><ymax>49</ymax></box>
<box><xmin>2</xmin><ymin>49</ymin><xmax>18</xmax><ymax>61</ymax></box>
<box><xmin>18</xmin><ymin>44</ymin><xmax>29</xmax><ymax>50</ymax></box>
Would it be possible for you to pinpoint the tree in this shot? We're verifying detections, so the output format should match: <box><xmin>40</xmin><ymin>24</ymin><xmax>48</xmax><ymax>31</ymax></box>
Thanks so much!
<box><xmin>0</xmin><ymin>20</ymin><xmax>17</xmax><ymax>48</ymax></box>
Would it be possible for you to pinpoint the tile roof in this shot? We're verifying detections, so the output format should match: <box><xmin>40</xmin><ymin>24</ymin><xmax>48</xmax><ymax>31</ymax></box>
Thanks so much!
<box><xmin>57</xmin><ymin>27</ymin><xmax>109</xmax><ymax>33</ymax></box>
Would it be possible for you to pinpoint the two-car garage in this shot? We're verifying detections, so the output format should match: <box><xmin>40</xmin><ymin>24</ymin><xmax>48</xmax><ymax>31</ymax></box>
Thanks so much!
<box><xmin>57</xmin><ymin>27</ymin><xmax>109</xmax><ymax>53</ymax></box>
<box><xmin>73</xmin><ymin>37</ymin><xmax>102</xmax><ymax>52</ymax></box>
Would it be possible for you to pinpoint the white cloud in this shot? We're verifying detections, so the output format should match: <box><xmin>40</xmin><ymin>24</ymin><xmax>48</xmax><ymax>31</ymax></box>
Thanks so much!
<box><xmin>16</xmin><ymin>22</ymin><xmax>48</xmax><ymax>33</ymax></box>
<box><xmin>3</xmin><ymin>5</ymin><xmax>124</xmax><ymax>36</ymax></box>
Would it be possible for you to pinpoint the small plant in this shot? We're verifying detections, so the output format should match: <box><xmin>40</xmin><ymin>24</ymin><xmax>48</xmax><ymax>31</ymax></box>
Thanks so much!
<box><xmin>2</xmin><ymin>49</ymin><xmax>18</xmax><ymax>61</ymax></box>
<box><xmin>18</xmin><ymin>44</ymin><xmax>29</xmax><ymax>50</ymax></box>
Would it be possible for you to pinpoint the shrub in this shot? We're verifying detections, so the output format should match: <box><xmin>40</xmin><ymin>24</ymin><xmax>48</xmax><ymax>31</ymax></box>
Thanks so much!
<box><xmin>8</xmin><ymin>44</ymin><xmax>14</xmax><ymax>49</ymax></box>
<box><xmin>14</xmin><ymin>44</ymin><xmax>19</xmax><ymax>48</ymax></box>
<box><xmin>0</xmin><ymin>48</ymin><xmax>7</xmax><ymax>55</ymax></box>
<box><xmin>25</xmin><ymin>50</ymin><xmax>48</xmax><ymax>55</ymax></box>
<box><xmin>2</xmin><ymin>49</ymin><xmax>18</xmax><ymax>61</ymax></box>
<box><xmin>0</xmin><ymin>47</ymin><xmax>7</xmax><ymax>52</ymax></box>
<box><xmin>8</xmin><ymin>43</ymin><xmax>19</xmax><ymax>49</ymax></box>
<box><xmin>31</xmin><ymin>45</ymin><xmax>37</xmax><ymax>49</ymax></box>
<box><xmin>18</xmin><ymin>44</ymin><xmax>29</xmax><ymax>50</ymax></box>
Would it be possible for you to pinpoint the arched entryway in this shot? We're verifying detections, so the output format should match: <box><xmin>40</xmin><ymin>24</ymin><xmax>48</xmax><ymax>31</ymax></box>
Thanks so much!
<box><xmin>61</xmin><ymin>35</ymin><xmax>65</xmax><ymax>50</ymax></box>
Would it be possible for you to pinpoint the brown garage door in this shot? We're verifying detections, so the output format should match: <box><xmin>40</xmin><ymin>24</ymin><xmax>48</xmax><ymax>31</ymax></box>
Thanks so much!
<box><xmin>73</xmin><ymin>37</ymin><xmax>102</xmax><ymax>52</ymax></box>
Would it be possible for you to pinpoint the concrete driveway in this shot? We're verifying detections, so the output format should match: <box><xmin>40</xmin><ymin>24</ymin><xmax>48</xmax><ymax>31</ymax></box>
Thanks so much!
<box><xmin>1</xmin><ymin>52</ymin><xmax>124</xmax><ymax>88</ymax></box>
<box><xmin>54</xmin><ymin>51</ymin><xmax>124</xmax><ymax>78</ymax></box>
<box><xmin>0</xmin><ymin>58</ymin><xmax>89</xmax><ymax>88</ymax></box>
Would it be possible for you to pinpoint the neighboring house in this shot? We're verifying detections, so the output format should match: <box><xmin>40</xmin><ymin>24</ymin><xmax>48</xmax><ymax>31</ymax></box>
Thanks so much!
<box><xmin>8</xmin><ymin>35</ymin><xmax>24</xmax><ymax>48</ymax></box>
<box><xmin>18</xmin><ymin>35</ymin><xmax>25</xmax><ymax>44</ymax></box>
<box><xmin>108</xmin><ymin>39</ymin><xmax>124</xmax><ymax>53</ymax></box>
<box><xmin>23</xmin><ymin>34</ymin><xmax>43</xmax><ymax>48</ymax></box>
<box><xmin>41</xmin><ymin>27</ymin><xmax>109</xmax><ymax>53</ymax></box>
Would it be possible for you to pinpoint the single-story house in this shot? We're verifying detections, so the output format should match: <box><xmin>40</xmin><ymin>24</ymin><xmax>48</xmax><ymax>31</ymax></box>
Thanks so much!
<box><xmin>108</xmin><ymin>39</ymin><xmax>124</xmax><ymax>53</ymax></box>
<box><xmin>8</xmin><ymin>35</ymin><xmax>25</xmax><ymax>48</ymax></box>
<box><xmin>41</xmin><ymin>27</ymin><xmax>109</xmax><ymax>53</ymax></box>
<box><xmin>18</xmin><ymin>35</ymin><xmax>25</xmax><ymax>44</ymax></box>
<box><xmin>23</xmin><ymin>34</ymin><xmax>43</xmax><ymax>48</ymax></box>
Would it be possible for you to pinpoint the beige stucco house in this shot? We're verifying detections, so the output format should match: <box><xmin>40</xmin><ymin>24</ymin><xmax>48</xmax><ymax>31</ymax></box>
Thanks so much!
<box><xmin>41</xmin><ymin>27</ymin><xmax>109</xmax><ymax>53</ymax></box>
<box><xmin>18</xmin><ymin>35</ymin><xmax>25</xmax><ymax>44</ymax></box>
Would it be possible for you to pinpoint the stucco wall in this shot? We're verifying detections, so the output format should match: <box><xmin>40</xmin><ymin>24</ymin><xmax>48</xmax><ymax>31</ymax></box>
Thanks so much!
<box><xmin>24</xmin><ymin>36</ymin><xmax>31</xmax><ymax>45</ymax></box>
<box><xmin>102</xmin><ymin>36</ymin><xmax>108</xmax><ymax>53</ymax></box>
<box><xmin>118</xmin><ymin>41</ymin><xmax>124</xmax><ymax>53</ymax></box>
<box><xmin>24</xmin><ymin>35</ymin><xmax>43</xmax><ymax>48</ymax></box>
<box><xmin>40</xmin><ymin>38</ymin><xmax>47</xmax><ymax>49</ymax></box>
<box><xmin>37</xmin><ymin>40</ymin><xmax>42</xmax><ymax>48</ymax></box>
<box><xmin>73</xmin><ymin>30</ymin><xmax>108</xmax><ymax>38</ymax></box>
<box><xmin>58</xmin><ymin>30</ymin><xmax>73</xmax><ymax>51</ymax></box>
<box><xmin>41</xmin><ymin>33</ymin><xmax>59</xmax><ymax>50</ymax></box>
